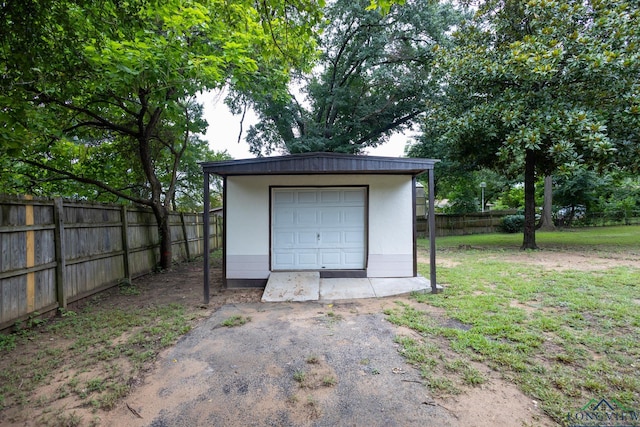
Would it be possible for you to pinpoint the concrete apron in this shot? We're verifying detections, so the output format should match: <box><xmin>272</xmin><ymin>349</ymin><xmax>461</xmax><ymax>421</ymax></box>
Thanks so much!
<box><xmin>261</xmin><ymin>271</ymin><xmax>431</xmax><ymax>302</ymax></box>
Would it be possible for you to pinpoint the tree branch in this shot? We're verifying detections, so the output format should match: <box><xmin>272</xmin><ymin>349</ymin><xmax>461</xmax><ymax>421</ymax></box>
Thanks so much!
<box><xmin>22</xmin><ymin>159</ymin><xmax>151</xmax><ymax>206</ymax></box>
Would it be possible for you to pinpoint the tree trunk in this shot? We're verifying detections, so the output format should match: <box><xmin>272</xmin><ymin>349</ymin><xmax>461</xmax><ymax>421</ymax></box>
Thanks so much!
<box><xmin>152</xmin><ymin>203</ymin><xmax>173</xmax><ymax>270</ymax></box>
<box><xmin>538</xmin><ymin>175</ymin><xmax>556</xmax><ymax>231</ymax></box>
<box><xmin>521</xmin><ymin>149</ymin><xmax>538</xmax><ymax>250</ymax></box>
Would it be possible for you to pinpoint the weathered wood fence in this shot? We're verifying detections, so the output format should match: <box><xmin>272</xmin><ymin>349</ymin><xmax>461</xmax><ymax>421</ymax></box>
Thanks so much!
<box><xmin>0</xmin><ymin>196</ymin><xmax>222</xmax><ymax>330</ymax></box>
<box><xmin>417</xmin><ymin>210</ymin><xmax>518</xmax><ymax>237</ymax></box>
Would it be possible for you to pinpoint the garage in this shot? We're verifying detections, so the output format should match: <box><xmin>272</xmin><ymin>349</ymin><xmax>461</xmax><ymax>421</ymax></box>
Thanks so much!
<box><xmin>271</xmin><ymin>187</ymin><xmax>366</xmax><ymax>270</ymax></box>
<box><xmin>200</xmin><ymin>152</ymin><xmax>438</xmax><ymax>297</ymax></box>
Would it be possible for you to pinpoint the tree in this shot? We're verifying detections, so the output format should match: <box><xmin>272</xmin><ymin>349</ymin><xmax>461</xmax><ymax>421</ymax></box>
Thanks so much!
<box><xmin>1</xmin><ymin>0</ymin><xmax>321</xmax><ymax>268</ymax></box>
<box><xmin>230</xmin><ymin>0</ymin><xmax>462</xmax><ymax>155</ymax></box>
<box><xmin>411</xmin><ymin>0</ymin><xmax>640</xmax><ymax>249</ymax></box>
<box><xmin>539</xmin><ymin>175</ymin><xmax>556</xmax><ymax>231</ymax></box>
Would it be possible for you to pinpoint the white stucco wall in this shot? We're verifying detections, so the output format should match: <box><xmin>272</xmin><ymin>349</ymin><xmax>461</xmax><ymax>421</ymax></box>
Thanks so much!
<box><xmin>225</xmin><ymin>174</ymin><xmax>415</xmax><ymax>279</ymax></box>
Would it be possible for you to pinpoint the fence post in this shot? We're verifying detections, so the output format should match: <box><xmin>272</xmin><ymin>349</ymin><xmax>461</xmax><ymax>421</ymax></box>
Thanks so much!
<box><xmin>180</xmin><ymin>212</ymin><xmax>191</xmax><ymax>261</ymax></box>
<box><xmin>53</xmin><ymin>198</ymin><xmax>67</xmax><ymax>309</ymax></box>
<box><xmin>121</xmin><ymin>205</ymin><xmax>131</xmax><ymax>283</ymax></box>
<box><xmin>213</xmin><ymin>215</ymin><xmax>219</xmax><ymax>249</ymax></box>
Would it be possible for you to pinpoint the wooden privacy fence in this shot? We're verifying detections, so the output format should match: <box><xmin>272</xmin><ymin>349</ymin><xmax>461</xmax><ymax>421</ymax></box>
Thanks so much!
<box><xmin>0</xmin><ymin>196</ymin><xmax>222</xmax><ymax>330</ymax></box>
<box><xmin>417</xmin><ymin>210</ymin><xmax>518</xmax><ymax>237</ymax></box>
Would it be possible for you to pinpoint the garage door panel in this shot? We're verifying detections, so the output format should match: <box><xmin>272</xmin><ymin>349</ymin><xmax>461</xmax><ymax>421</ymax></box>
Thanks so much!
<box><xmin>272</xmin><ymin>188</ymin><xmax>365</xmax><ymax>270</ymax></box>
<box><xmin>298</xmin><ymin>231</ymin><xmax>318</xmax><ymax>245</ymax></box>
<box><xmin>273</xmin><ymin>252</ymin><xmax>295</xmax><ymax>268</ymax></box>
<box><xmin>320</xmin><ymin>190</ymin><xmax>340</xmax><ymax>203</ymax></box>
<box><xmin>274</xmin><ymin>209</ymin><xmax>295</xmax><ymax>226</ymax></box>
<box><xmin>344</xmin><ymin>207</ymin><xmax>365</xmax><ymax>225</ymax></box>
<box><xmin>344</xmin><ymin>189</ymin><xmax>365</xmax><ymax>203</ymax></box>
<box><xmin>344</xmin><ymin>230</ymin><xmax>364</xmax><ymax>244</ymax></box>
<box><xmin>319</xmin><ymin>209</ymin><xmax>341</xmax><ymax>225</ymax></box>
<box><xmin>320</xmin><ymin>231</ymin><xmax>341</xmax><ymax>245</ymax></box>
<box><xmin>297</xmin><ymin>208</ymin><xmax>319</xmax><ymax>225</ymax></box>
<box><xmin>297</xmin><ymin>191</ymin><xmax>318</xmax><ymax>203</ymax></box>
<box><xmin>297</xmin><ymin>251</ymin><xmax>319</xmax><ymax>267</ymax></box>
<box><xmin>273</xmin><ymin>231</ymin><xmax>295</xmax><ymax>246</ymax></box>
<box><xmin>320</xmin><ymin>251</ymin><xmax>341</xmax><ymax>265</ymax></box>
<box><xmin>344</xmin><ymin>250</ymin><xmax>365</xmax><ymax>264</ymax></box>
<box><xmin>274</xmin><ymin>191</ymin><xmax>295</xmax><ymax>203</ymax></box>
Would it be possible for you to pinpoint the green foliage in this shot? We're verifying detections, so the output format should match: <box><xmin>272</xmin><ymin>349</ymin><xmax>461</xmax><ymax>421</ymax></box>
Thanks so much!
<box><xmin>441</xmin><ymin>184</ymin><xmax>479</xmax><ymax>214</ymax></box>
<box><xmin>501</xmin><ymin>214</ymin><xmax>525</xmax><ymax>233</ymax></box>
<box><xmin>238</xmin><ymin>0</ymin><xmax>464</xmax><ymax>155</ymax></box>
<box><xmin>554</xmin><ymin>169</ymin><xmax>606</xmax><ymax>212</ymax></box>
<box><xmin>0</xmin><ymin>334</ymin><xmax>16</xmax><ymax>352</ymax></box>
<box><xmin>220</xmin><ymin>315</ymin><xmax>251</xmax><ymax>327</ymax></box>
<box><xmin>1</xmin><ymin>0</ymin><xmax>323</xmax><ymax>267</ymax></box>
<box><xmin>495</xmin><ymin>185</ymin><xmax>525</xmax><ymax>210</ymax></box>
<box><xmin>411</xmin><ymin>0</ymin><xmax>640</xmax><ymax>247</ymax></box>
<box><xmin>600</xmin><ymin>174</ymin><xmax>640</xmax><ymax>224</ymax></box>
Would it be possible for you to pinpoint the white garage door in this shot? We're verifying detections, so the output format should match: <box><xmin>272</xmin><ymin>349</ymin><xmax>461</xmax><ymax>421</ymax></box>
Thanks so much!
<box><xmin>272</xmin><ymin>188</ymin><xmax>366</xmax><ymax>270</ymax></box>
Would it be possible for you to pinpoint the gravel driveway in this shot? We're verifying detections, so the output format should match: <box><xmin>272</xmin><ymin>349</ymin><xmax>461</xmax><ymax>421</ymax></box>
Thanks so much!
<box><xmin>102</xmin><ymin>299</ymin><xmax>457</xmax><ymax>426</ymax></box>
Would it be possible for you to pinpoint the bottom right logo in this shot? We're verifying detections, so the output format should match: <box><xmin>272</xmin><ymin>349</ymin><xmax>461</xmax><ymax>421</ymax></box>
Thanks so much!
<box><xmin>567</xmin><ymin>398</ymin><xmax>639</xmax><ymax>427</ymax></box>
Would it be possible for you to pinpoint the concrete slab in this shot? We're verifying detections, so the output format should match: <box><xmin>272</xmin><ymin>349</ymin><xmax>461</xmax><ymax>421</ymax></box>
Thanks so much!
<box><xmin>370</xmin><ymin>276</ymin><xmax>430</xmax><ymax>297</ymax></box>
<box><xmin>261</xmin><ymin>271</ymin><xmax>320</xmax><ymax>302</ymax></box>
<box><xmin>319</xmin><ymin>278</ymin><xmax>375</xmax><ymax>301</ymax></box>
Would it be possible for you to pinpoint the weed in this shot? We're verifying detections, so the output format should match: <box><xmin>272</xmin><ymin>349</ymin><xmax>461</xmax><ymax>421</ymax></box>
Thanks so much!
<box><xmin>293</xmin><ymin>370</ymin><xmax>306</xmax><ymax>385</ymax></box>
<box><xmin>461</xmin><ymin>366</ymin><xmax>486</xmax><ymax>386</ymax></box>
<box><xmin>322</xmin><ymin>376</ymin><xmax>337</xmax><ymax>387</ymax></box>
<box><xmin>86</xmin><ymin>378</ymin><xmax>106</xmax><ymax>393</ymax></box>
<box><xmin>326</xmin><ymin>311</ymin><xmax>343</xmax><ymax>322</ymax></box>
<box><xmin>59</xmin><ymin>308</ymin><xmax>77</xmax><ymax>317</ymax></box>
<box><xmin>221</xmin><ymin>315</ymin><xmax>251</xmax><ymax>327</ymax></box>
<box><xmin>42</xmin><ymin>410</ymin><xmax>84</xmax><ymax>427</ymax></box>
<box><xmin>97</xmin><ymin>383</ymin><xmax>129</xmax><ymax>410</ymax></box>
<box><xmin>423</xmin><ymin>374</ymin><xmax>460</xmax><ymax>395</ymax></box>
<box><xmin>118</xmin><ymin>280</ymin><xmax>140</xmax><ymax>296</ymax></box>
<box><xmin>306</xmin><ymin>355</ymin><xmax>320</xmax><ymax>364</ymax></box>
<box><xmin>0</xmin><ymin>333</ymin><xmax>16</xmax><ymax>351</ymax></box>
<box><xmin>305</xmin><ymin>395</ymin><xmax>321</xmax><ymax>418</ymax></box>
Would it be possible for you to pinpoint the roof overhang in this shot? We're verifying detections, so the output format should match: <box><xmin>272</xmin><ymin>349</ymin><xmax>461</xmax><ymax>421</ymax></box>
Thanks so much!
<box><xmin>201</xmin><ymin>152</ymin><xmax>439</xmax><ymax>177</ymax></box>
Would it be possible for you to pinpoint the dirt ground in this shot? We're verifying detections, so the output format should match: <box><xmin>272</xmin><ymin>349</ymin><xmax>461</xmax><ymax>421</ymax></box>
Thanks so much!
<box><xmin>4</xmin><ymin>248</ymin><xmax>640</xmax><ymax>427</ymax></box>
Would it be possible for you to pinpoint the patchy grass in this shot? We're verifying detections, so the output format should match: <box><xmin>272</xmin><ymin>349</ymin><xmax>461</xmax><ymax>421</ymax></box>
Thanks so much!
<box><xmin>389</xmin><ymin>226</ymin><xmax>640</xmax><ymax>425</ymax></box>
<box><xmin>0</xmin><ymin>301</ymin><xmax>193</xmax><ymax>421</ymax></box>
<box><xmin>220</xmin><ymin>315</ymin><xmax>252</xmax><ymax>327</ymax></box>
<box><xmin>293</xmin><ymin>370</ymin><xmax>307</xmax><ymax>385</ymax></box>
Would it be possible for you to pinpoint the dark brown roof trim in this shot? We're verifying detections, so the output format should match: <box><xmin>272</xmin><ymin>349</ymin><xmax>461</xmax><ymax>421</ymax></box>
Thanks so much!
<box><xmin>201</xmin><ymin>152</ymin><xmax>439</xmax><ymax>177</ymax></box>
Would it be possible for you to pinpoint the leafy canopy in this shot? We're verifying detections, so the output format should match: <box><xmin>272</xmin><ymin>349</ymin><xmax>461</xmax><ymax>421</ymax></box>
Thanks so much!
<box><xmin>1</xmin><ymin>0</ymin><xmax>323</xmax><ymax>267</ymax></box>
<box><xmin>410</xmin><ymin>0</ymin><xmax>640</xmax><ymax>248</ymax></box>
<box><xmin>232</xmin><ymin>0</ymin><xmax>462</xmax><ymax>155</ymax></box>
<box><xmin>1</xmin><ymin>0</ymin><xmax>322</xmax><ymax>205</ymax></box>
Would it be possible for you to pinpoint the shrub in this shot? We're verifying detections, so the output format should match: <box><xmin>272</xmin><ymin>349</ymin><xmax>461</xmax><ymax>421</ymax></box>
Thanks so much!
<box><xmin>501</xmin><ymin>215</ymin><xmax>525</xmax><ymax>233</ymax></box>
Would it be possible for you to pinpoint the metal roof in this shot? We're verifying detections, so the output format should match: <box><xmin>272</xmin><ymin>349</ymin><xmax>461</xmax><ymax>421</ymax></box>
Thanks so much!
<box><xmin>201</xmin><ymin>152</ymin><xmax>439</xmax><ymax>177</ymax></box>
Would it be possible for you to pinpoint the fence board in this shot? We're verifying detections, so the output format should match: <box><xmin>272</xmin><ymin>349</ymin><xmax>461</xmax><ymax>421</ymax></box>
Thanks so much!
<box><xmin>0</xmin><ymin>196</ymin><xmax>221</xmax><ymax>330</ymax></box>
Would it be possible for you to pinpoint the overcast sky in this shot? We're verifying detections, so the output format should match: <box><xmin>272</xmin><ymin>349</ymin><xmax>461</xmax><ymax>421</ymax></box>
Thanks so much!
<box><xmin>197</xmin><ymin>91</ymin><xmax>411</xmax><ymax>159</ymax></box>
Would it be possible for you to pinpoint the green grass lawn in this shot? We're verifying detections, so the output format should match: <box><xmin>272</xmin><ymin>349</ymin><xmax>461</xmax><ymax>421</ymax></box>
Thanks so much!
<box><xmin>388</xmin><ymin>226</ymin><xmax>640</xmax><ymax>425</ymax></box>
<box><xmin>433</xmin><ymin>225</ymin><xmax>640</xmax><ymax>251</ymax></box>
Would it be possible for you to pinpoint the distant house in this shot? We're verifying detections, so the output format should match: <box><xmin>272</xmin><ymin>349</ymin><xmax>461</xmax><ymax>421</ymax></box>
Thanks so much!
<box><xmin>201</xmin><ymin>152</ymin><xmax>438</xmax><ymax>300</ymax></box>
<box><xmin>209</xmin><ymin>206</ymin><xmax>223</xmax><ymax>217</ymax></box>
